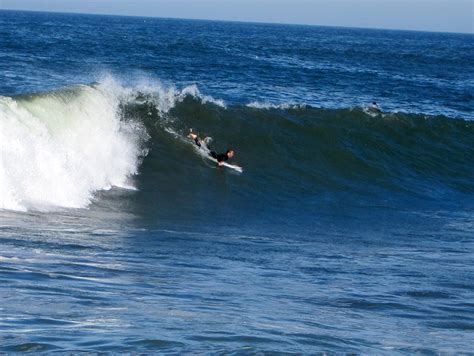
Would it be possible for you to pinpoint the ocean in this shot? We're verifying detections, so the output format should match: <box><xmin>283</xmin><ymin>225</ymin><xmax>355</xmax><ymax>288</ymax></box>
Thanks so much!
<box><xmin>0</xmin><ymin>10</ymin><xmax>473</xmax><ymax>353</ymax></box>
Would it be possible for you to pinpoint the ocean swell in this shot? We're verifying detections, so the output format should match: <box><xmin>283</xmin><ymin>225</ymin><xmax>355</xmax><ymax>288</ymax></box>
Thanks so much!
<box><xmin>1</xmin><ymin>77</ymin><xmax>473</xmax><ymax>212</ymax></box>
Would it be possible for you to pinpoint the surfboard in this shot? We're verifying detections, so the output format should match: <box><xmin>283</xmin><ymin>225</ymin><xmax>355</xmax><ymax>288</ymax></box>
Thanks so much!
<box><xmin>208</xmin><ymin>156</ymin><xmax>243</xmax><ymax>173</ymax></box>
<box><xmin>188</xmin><ymin>134</ymin><xmax>243</xmax><ymax>173</ymax></box>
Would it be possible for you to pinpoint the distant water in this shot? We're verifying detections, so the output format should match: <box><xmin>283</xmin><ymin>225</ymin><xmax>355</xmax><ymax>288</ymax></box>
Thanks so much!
<box><xmin>1</xmin><ymin>10</ymin><xmax>473</xmax><ymax>353</ymax></box>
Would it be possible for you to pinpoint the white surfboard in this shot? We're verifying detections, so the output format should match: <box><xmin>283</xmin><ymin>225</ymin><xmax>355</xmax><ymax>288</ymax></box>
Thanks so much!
<box><xmin>208</xmin><ymin>156</ymin><xmax>243</xmax><ymax>173</ymax></box>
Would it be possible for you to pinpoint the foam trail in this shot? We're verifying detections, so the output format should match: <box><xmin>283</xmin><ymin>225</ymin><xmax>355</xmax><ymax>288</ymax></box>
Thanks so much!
<box><xmin>246</xmin><ymin>101</ymin><xmax>306</xmax><ymax>110</ymax></box>
<box><xmin>0</xmin><ymin>82</ymin><xmax>147</xmax><ymax>211</ymax></box>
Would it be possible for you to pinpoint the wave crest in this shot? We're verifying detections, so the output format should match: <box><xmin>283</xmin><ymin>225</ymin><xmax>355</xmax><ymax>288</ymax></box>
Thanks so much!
<box><xmin>2</xmin><ymin>75</ymin><xmax>473</xmax><ymax>212</ymax></box>
<box><xmin>0</xmin><ymin>80</ymin><xmax>147</xmax><ymax>211</ymax></box>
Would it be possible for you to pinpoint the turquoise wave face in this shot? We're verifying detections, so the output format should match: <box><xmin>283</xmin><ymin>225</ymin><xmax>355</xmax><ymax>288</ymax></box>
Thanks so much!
<box><xmin>124</xmin><ymin>89</ymin><xmax>474</xmax><ymax>229</ymax></box>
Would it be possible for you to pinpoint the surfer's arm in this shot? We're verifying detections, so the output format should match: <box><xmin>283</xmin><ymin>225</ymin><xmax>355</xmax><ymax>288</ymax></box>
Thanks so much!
<box><xmin>188</xmin><ymin>133</ymin><xmax>202</xmax><ymax>148</ymax></box>
<box><xmin>188</xmin><ymin>132</ymin><xmax>198</xmax><ymax>141</ymax></box>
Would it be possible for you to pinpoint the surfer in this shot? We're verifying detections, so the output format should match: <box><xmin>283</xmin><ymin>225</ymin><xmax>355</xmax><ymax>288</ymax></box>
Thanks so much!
<box><xmin>188</xmin><ymin>132</ymin><xmax>235</xmax><ymax>166</ymax></box>
<box><xmin>370</xmin><ymin>102</ymin><xmax>381</xmax><ymax>111</ymax></box>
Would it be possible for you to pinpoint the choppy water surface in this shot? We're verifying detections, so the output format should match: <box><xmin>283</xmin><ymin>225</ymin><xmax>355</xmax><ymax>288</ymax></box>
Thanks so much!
<box><xmin>0</xmin><ymin>10</ymin><xmax>473</xmax><ymax>353</ymax></box>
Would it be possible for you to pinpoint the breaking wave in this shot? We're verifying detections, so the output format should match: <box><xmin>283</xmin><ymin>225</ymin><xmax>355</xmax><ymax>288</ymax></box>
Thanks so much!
<box><xmin>0</xmin><ymin>79</ymin><xmax>148</xmax><ymax>211</ymax></box>
<box><xmin>1</xmin><ymin>76</ymin><xmax>473</xmax><ymax>212</ymax></box>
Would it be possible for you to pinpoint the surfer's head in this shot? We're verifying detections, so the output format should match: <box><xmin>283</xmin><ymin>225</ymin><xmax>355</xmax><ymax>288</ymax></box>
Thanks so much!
<box><xmin>226</xmin><ymin>149</ymin><xmax>235</xmax><ymax>158</ymax></box>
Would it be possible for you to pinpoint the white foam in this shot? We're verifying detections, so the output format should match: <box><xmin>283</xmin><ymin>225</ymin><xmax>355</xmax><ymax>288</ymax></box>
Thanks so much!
<box><xmin>246</xmin><ymin>101</ymin><xmax>306</xmax><ymax>110</ymax></box>
<box><xmin>0</xmin><ymin>81</ymin><xmax>147</xmax><ymax>212</ymax></box>
<box><xmin>116</xmin><ymin>76</ymin><xmax>227</xmax><ymax>113</ymax></box>
<box><xmin>179</xmin><ymin>84</ymin><xmax>227</xmax><ymax>108</ymax></box>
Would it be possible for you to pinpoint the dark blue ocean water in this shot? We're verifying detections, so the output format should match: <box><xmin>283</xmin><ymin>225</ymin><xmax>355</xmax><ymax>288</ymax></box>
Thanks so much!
<box><xmin>0</xmin><ymin>10</ymin><xmax>473</xmax><ymax>353</ymax></box>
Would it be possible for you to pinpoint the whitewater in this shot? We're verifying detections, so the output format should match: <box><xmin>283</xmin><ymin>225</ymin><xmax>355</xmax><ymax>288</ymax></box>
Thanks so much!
<box><xmin>0</xmin><ymin>80</ymin><xmax>143</xmax><ymax>210</ymax></box>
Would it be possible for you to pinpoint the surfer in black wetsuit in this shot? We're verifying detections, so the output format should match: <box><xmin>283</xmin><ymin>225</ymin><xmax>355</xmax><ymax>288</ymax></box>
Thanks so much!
<box><xmin>188</xmin><ymin>132</ymin><xmax>234</xmax><ymax>166</ymax></box>
<box><xmin>370</xmin><ymin>101</ymin><xmax>381</xmax><ymax>112</ymax></box>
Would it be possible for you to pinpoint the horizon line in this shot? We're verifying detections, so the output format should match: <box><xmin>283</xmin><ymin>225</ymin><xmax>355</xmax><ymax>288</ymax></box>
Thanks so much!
<box><xmin>1</xmin><ymin>8</ymin><xmax>472</xmax><ymax>36</ymax></box>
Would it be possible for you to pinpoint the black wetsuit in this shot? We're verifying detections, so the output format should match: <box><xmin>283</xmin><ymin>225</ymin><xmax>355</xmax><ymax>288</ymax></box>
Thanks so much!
<box><xmin>194</xmin><ymin>137</ymin><xmax>228</xmax><ymax>163</ymax></box>
<box><xmin>210</xmin><ymin>151</ymin><xmax>228</xmax><ymax>163</ymax></box>
<box><xmin>194</xmin><ymin>137</ymin><xmax>202</xmax><ymax>148</ymax></box>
